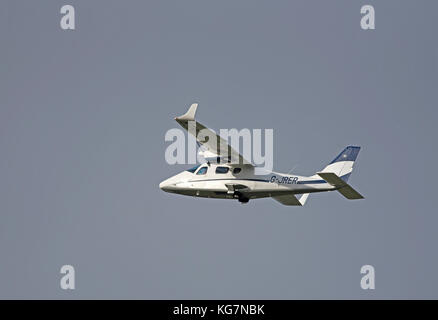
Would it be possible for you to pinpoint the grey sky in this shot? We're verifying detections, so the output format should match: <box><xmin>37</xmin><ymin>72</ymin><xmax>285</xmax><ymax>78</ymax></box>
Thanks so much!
<box><xmin>1</xmin><ymin>0</ymin><xmax>437</xmax><ymax>299</ymax></box>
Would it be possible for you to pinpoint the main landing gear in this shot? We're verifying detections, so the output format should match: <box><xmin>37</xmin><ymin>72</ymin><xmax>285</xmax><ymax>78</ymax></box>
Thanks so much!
<box><xmin>235</xmin><ymin>191</ymin><xmax>250</xmax><ymax>204</ymax></box>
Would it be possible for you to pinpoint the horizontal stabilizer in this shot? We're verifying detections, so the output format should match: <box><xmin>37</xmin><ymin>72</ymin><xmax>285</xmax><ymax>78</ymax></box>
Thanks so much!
<box><xmin>317</xmin><ymin>172</ymin><xmax>364</xmax><ymax>200</ymax></box>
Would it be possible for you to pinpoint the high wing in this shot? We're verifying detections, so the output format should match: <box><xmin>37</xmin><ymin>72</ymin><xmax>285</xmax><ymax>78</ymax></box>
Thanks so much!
<box><xmin>272</xmin><ymin>193</ymin><xmax>310</xmax><ymax>206</ymax></box>
<box><xmin>175</xmin><ymin>103</ymin><xmax>251</xmax><ymax>165</ymax></box>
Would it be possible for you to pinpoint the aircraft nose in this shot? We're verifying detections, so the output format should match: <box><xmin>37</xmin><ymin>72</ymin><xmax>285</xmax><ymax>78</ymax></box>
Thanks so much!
<box><xmin>159</xmin><ymin>181</ymin><xmax>168</xmax><ymax>190</ymax></box>
<box><xmin>160</xmin><ymin>172</ymin><xmax>190</xmax><ymax>192</ymax></box>
<box><xmin>159</xmin><ymin>179</ymin><xmax>175</xmax><ymax>192</ymax></box>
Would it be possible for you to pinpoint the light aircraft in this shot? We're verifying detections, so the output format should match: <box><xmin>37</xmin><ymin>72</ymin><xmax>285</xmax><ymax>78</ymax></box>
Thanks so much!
<box><xmin>160</xmin><ymin>103</ymin><xmax>364</xmax><ymax>206</ymax></box>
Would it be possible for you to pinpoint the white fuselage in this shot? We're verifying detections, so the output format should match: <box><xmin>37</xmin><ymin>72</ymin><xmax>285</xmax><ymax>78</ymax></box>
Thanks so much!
<box><xmin>159</xmin><ymin>163</ymin><xmax>336</xmax><ymax>201</ymax></box>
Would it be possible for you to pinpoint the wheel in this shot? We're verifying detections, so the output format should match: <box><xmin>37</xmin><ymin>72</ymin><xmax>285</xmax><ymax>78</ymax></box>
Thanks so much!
<box><xmin>238</xmin><ymin>195</ymin><xmax>249</xmax><ymax>204</ymax></box>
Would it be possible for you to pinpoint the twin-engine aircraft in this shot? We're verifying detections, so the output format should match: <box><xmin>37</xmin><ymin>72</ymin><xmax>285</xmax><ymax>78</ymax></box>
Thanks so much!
<box><xmin>159</xmin><ymin>103</ymin><xmax>364</xmax><ymax>206</ymax></box>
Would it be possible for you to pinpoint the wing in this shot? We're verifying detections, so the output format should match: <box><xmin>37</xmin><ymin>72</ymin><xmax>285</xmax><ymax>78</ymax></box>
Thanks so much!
<box><xmin>175</xmin><ymin>103</ymin><xmax>251</xmax><ymax>165</ymax></box>
<box><xmin>272</xmin><ymin>193</ymin><xmax>310</xmax><ymax>206</ymax></box>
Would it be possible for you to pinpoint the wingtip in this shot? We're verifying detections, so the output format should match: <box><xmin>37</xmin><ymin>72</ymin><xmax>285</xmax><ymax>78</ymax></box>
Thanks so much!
<box><xmin>175</xmin><ymin>103</ymin><xmax>198</xmax><ymax>121</ymax></box>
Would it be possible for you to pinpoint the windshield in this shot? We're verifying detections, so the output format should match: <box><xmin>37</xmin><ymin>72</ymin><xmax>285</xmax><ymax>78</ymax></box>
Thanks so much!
<box><xmin>186</xmin><ymin>165</ymin><xmax>200</xmax><ymax>173</ymax></box>
<box><xmin>196</xmin><ymin>167</ymin><xmax>208</xmax><ymax>175</ymax></box>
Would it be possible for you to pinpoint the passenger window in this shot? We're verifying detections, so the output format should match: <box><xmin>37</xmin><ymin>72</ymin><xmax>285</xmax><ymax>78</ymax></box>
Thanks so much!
<box><xmin>215</xmin><ymin>166</ymin><xmax>229</xmax><ymax>174</ymax></box>
<box><xmin>196</xmin><ymin>167</ymin><xmax>208</xmax><ymax>175</ymax></box>
<box><xmin>233</xmin><ymin>168</ymin><xmax>241</xmax><ymax>174</ymax></box>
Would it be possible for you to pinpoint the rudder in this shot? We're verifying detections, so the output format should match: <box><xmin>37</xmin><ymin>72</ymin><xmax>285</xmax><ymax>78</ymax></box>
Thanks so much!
<box><xmin>321</xmin><ymin>146</ymin><xmax>360</xmax><ymax>182</ymax></box>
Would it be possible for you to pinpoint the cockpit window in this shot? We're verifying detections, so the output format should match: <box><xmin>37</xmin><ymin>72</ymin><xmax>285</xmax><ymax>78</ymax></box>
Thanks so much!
<box><xmin>215</xmin><ymin>166</ymin><xmax>229</xmax><ymax>174</ymax></box>
<box><xmin>186</xmin><ymin>165</ymin><xmax>200</xmax><ymax>173</ymax></box>
<box><xmin>196</xmin><ymin>166</ymin><xmax>208</xmax><ymax>175</ymax></box>
<box><xmin>233</xmin><ymin>167</ymin><xmax>241</xmax><ymax>174</ymax></box>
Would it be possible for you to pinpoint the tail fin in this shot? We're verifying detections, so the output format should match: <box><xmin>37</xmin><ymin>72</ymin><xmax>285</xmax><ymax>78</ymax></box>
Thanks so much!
<box><xmin>320</xmin><ymin>146</ymin><xmax>360</xmax><ymax>182</ymax></box>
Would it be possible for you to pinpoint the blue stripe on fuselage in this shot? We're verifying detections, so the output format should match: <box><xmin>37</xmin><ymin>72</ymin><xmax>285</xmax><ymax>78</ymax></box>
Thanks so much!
<box><xmin>187</xmin><ymin>173</ymin><xmax>350</xmax><ymax>185</ymax></box>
